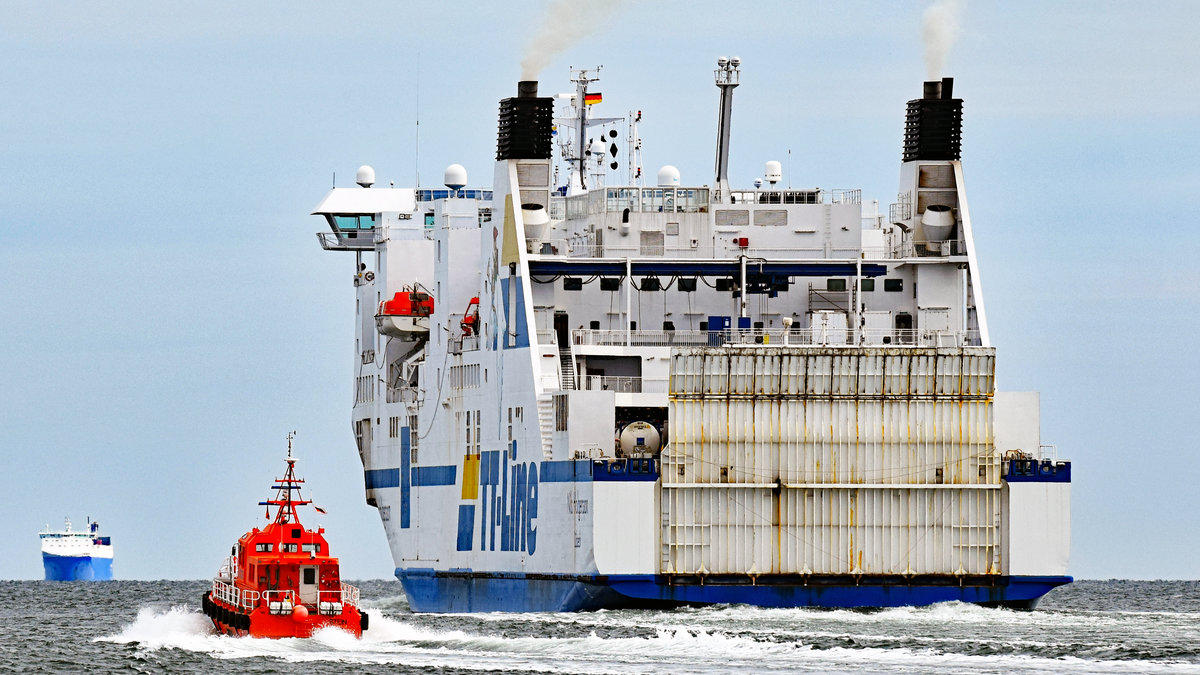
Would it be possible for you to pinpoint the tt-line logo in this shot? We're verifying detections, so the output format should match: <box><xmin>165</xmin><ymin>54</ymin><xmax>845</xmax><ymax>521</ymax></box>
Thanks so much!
<box><xmin>456</xmin><ymin>445</ymin><xmax>539</xmax><ymax>554</ymax></box>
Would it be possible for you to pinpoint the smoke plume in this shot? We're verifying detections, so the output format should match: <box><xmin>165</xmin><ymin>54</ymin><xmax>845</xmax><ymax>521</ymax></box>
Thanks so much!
<box><xmin>520</xmin><ymin>0</ymin><xmax>629</xmax><ymax>81</ymax></box>
<box><xmin>922</xmin><ymin>0</ymin><xmax>963</xmax><ymax>80</ymax></box>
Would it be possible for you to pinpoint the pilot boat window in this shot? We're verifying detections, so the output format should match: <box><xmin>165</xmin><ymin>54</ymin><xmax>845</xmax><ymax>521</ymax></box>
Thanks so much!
<box><xmin>291</xmin><ymin>528</ymin><xmax>302</xmax><ymax>538</ymax></box>
<box><xmin>282</xmin><ymin>543</ymin><xmax>298</xmax><ymax>553</ymax></box>
<box><xmin>302</xmin><ymin>543</ymin><xmax>322</xmax><ymax>553</ymax></box>
<box><xmin>255</xmin><ymin>543</ymin><xmax>273</xmax><ymax>552</ymax></box>
<box><xmin>303</xmin><ymin>568</ymin><xmax>317</xmax><ymax>585</ymax></box>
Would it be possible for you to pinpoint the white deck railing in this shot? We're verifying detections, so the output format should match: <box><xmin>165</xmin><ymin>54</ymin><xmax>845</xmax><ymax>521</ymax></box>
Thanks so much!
<box><xmin>210</xmin><ymin>578</ymin><xmax>361</xmax><ymax>612</ymax></box>
<box><xmin>570</xmin><ymin>328</ymin><xmax>981</xmax><ymax>348</ymax></box>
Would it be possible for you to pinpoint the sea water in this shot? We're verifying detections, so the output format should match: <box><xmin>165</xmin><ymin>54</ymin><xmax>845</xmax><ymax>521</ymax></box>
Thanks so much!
<box><xmin>1</xmin><ymin>579</ymin><xmax>1197</xmax><ymax>673</ymax></box>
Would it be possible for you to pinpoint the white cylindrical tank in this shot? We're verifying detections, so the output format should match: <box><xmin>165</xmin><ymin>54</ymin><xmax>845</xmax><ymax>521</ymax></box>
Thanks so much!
<box><xmin>618</xmin><ymin>421</ymin><xmax>662</xmax><ymax>456</ymax></box>
<box><xmin>522</xmin><ymin>203</ymin><xmax>550</xmax><ymax>241</ymax></box>
<box><xmin>920</xmin><ymin>204</ymin><xmax>956</xmax><ymax>242</ymax></box>
<box><xmin>356</xmin><ymin>165</ymin><xmax>376</xmax><ymax>188</ymax></box>
<box><xmin>764</xmin><ymin>160</ymin><xmax>782</xmax><ymax>185</ymax></box>
<box><xmin>657</xmin><ymin>165</ymin><xmax>680</xmax><ymax>187</ymax></box>
<box><xmin>444</xmin><ymin>164</ymin><xmax>467</xmax><ymax>190</ymax></box>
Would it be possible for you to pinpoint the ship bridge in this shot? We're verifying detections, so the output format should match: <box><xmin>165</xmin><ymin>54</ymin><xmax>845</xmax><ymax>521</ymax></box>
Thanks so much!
<box><xmin>312</xmin><ymin>186</ymin><xmax>416</xmax><ymax>251</ymax></box>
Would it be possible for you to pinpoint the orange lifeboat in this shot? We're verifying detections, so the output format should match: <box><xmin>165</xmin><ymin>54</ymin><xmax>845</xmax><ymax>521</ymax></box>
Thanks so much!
<box><xmin>202</xmin><ymin>440</ymin><xmax>367</xmax><ymax>638</ymax></box>
<box><xmin>376</xmin><ymin>288</ymin><xmax>434</xmax><ymax>338</ymax></box>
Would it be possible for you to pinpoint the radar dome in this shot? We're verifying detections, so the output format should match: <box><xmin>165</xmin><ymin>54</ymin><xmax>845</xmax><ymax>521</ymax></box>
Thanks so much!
<box><xmin>618</xmin><ymin>421</ymin><xmax>661</xmax><ymax>457</ymax></box>
<box><xmin>717</xmin><ymin>56</ymin><xmax>729</xmax><ymax>68</ymax></box>
<box><xmin>355</xmin><ymin>165</ymin><xmax>375</xmax><ymax>188</ymax></box>
<box><xmin>444</xmin><ymin>164</ymin><xmax>467</xmax><ymax>190</ymax></box>
<box><xmin>657</xmin><ymin>165</ymin><xmax>680</xmax><ymax>187</ymax></box>
<box><xmin>730</xmin><ymin>56</ymin><xmax>741</xmax><ymax>68</ymax></box>
<box><xmin>764</xmin><ymin>160</ymin><xmax>782</xmax><ymax>185</ymax></box>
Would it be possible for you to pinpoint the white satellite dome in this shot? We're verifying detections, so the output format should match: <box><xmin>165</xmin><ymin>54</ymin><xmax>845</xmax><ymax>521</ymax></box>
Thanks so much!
<box><xmin>355</xmin><ymin>165</ymin><xmax>375</xmax><ymax>188</ymax></box>
<box><xmin>657</xmin><ymin>165</ymin><xmax>680</xmax><ymax>187</ymax></box>
<box><xmin>764</xmin><ymin>160</ymin><xmax>782</xmax><ymax>185</ymax></box>
<box><xmin>444</xmin><ymin>164</ymin><xmax>467</xmax><ymax>191</ymax></box>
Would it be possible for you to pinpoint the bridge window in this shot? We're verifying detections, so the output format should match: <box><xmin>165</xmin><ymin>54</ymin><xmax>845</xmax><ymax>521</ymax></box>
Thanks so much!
<box><xmin>826</xmin><ymin>279</ymin><xmax>846</xmax><ymax>292</ymax></box>
<box><xmin>861</xmin><ymin>279</ymin><xmax>875</xmax><ymax>292</ymax></box>
<box><xmin>302</xmin><ymin>543</ymin><xmax>322</xmax><ymax>553</ymax></box>
<box><xmin>282</xmin><ymin>543</ymin><xmax>298</xmax><ymax>553</ymax></box>
<box><xmin>331</xmin><ymin>214</ymin><xmax>375</xmax><ymax>230</ymax></box>
<box><xmin>884</xmin><ymin>279</ymin><xmax>904</xmax><ymax>292</ymax></box>
<box><xmin>255</xmin><ymin>543</ymin><xmax>273</xmax><ymax>553</ymax></box>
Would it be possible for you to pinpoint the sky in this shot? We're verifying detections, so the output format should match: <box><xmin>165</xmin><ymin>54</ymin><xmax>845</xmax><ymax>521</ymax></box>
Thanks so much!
<box><xmin>1</xmin><ymin>1</ymin><xmax>1197</xmax><ymax>581</ymax></box>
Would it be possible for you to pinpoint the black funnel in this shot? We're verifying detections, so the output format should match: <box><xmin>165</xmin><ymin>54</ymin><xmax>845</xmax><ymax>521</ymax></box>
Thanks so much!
<box><xmin>903</xmin><ymin>77</ymin><xmax>963</xmax><ymax>162</ymax></box>
<box><xmin>497</xmin><ymin>81</ymin><xmax>553</xmax><ymax>160</ymax></box>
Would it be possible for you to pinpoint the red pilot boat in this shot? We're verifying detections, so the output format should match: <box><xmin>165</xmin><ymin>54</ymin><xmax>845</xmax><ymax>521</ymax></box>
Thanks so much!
<box><xmin>202</xmin><ymin>437</ymin><xmax>368</xmax><ymax>638</ymax></box>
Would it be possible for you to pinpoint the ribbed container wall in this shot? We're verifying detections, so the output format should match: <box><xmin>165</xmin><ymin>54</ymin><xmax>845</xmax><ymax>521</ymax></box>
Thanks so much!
<box><xmin>663</xmin><ymin>346</ymin><xmax>1001</xmax><ymax>576</ymax></box>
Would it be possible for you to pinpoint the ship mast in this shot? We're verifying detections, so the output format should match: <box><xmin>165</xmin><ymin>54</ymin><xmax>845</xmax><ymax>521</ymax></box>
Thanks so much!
<box><xmin>261</xmin><ymin>431</ymin><xmax>310</xmax><ymax>524</ymax></box>
<box><xmin>713</xmin><ymin>56</ymin><xmax>741</xmax><ymax>202</ymax></box>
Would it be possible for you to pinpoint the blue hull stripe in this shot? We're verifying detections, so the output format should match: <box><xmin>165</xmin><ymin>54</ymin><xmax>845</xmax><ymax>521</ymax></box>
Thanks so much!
<box><xmin>539</xmin><ymin>460</ymin><xmax>592</xmax><ymax>483</ymax></box>
<box><xmin>364</xmin><ymin>468</ymin><xmax>400</xmax><ymax>489</ymax></box>
<box><xmin>412</xmin><ymin>465</ymin><xmax>457</xmax><ymax>486</ymax></box>
<box><xmin>43</xmin><ymin>555</ymin><xmax>113</xmax><ymax>581</ymax></box>
<box><xmin>395</xmin><ymin>569</ymin><xmax>1072</xmax><ymax>612</ymax></box>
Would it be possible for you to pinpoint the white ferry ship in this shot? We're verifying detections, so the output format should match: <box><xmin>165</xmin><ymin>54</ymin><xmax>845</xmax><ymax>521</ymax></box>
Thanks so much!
<box><xmin>310</xmin><ymin>61</ymin><xmax>1071</xmax><ymax>611</ymax></box>
<box><xmin>40</xmin><ymin>518</ymin><xmax>113</xmax><ymax>581</ymax></box>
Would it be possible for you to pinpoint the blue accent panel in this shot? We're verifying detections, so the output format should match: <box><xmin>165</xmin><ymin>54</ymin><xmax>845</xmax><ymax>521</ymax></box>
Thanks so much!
<box><xmin>499</xmin><ymin>277</ymin><xmax>530</xmax><ymax>349</ymax></box>
<box><xmin>529</xmin><ymin>260</ymin><xmax>888</xmax><ymax>278</ymax></box>
<box><xmin>456</xmin><ymin>505</ymin><xmax>476</xmax><ymax>551</ymax></box>
<box><xmin>1006</xmin><ymin>459</ymin><xmax>1071</xmax><ymax>483</ymax></box>
<box><xmin>480</xmin><ymin>451</ymin><xmax>501</xmax><ymax>485</ymax></box>
<box><xmin>364</xmin><ymin>468</ymin><xmax>400</xmax><ymax>489</ymax></box>
<box><xmin>540</xmin><ymin>460</ymin><xmax>593</xmax><ymax>483</ymax></box>
<box><xmin>412</xmin><ymin>465</ymin><xmax>458</xmax><ymax>486</ymax></box>
<box><xmin>400</xmin><ymin>427</ymin><xmax>411</xmax><ymax>528</ymax></box>
<box><xmin>393</xmin><ymin>569</ymin><xmax>1071</xmax><ymax>612</ymax></box>
<box><xmin>593</xmin><ymin>458</ymin><xmax>659</xmax><ymax>482</ymax></box>
<box><xmin>43</xmin><ymin>554</ymin><xmax>113</xmax><ymax>581</ymax></box>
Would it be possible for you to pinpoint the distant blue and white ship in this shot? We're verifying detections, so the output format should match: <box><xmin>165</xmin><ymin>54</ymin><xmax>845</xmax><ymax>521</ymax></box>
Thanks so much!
<box><xmin>40</xmin><ymin>518</ymin><xmax>113</xmax><ymax>581</ymax></box>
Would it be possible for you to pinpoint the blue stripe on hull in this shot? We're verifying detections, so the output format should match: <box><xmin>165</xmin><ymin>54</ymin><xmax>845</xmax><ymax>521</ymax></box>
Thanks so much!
<box><xmin>396</xmin><ymin>569</ymin><xmax>1070</xmax><ymax>612</ymax></box>
<box><xmin>42</xmin><ymin>555</ymin><xmax>113</xmax><ymax>581</ymax></box>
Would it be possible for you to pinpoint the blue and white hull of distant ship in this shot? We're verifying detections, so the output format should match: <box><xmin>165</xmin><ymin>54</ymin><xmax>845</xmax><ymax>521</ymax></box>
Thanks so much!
<box><xmin>40</xmin><ymin>519</ymin><xmax>113</xmax><ymax>581</ymax></box>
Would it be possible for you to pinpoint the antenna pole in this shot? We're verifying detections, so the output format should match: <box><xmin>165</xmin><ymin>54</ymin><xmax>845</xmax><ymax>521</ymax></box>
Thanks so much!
<box><xmin>415</xmin><ymin>52</ymin><xmax>421</xmax><ymax>188</ymax></box>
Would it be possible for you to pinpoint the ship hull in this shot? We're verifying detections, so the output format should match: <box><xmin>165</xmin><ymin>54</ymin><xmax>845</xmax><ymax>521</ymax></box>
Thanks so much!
<box><xmin>42</xmin><ymin>553</ymin><xmax>113</xmax><ymax>581</ymax></box>
<box><xmin>398</xmin><ymin>570</ymin><xmax>1072</xmax><ymax>612</ymax></box>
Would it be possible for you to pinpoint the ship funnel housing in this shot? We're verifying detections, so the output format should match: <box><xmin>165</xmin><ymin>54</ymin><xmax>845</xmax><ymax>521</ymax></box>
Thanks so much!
<box><xmin>903</xmin><ymin>77</ymin><xmax>962</xmax><ymax>162</ymax></box>
<box><xmin>497</xmin><ymin>81</ymin><xmax>554</xmax><ymax>160</ymax></box>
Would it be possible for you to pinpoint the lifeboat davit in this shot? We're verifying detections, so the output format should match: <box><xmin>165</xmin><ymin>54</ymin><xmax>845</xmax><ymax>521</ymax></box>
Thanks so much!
<box><xmin>202</xmin><ymin>437</ymin><xmax>367</xmax><ymax>638</ymax></box>
<box><xmin>376</xmin><ymin>289</ymin><xmax>434</xmax><ymax>338</ymax></box>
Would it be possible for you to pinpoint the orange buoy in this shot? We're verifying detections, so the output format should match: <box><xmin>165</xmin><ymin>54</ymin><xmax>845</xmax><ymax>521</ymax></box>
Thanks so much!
<box><xmin>292</xmin><ymin>604</ymin><xmax>309</xmax><ymax>620</ymax></box>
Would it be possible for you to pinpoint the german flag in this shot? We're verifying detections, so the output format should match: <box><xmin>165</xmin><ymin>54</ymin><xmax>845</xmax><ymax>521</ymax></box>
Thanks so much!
<box><xmin>584</xmin><ymin>92</ymin><xmax>602</xmax><ymax>105</ymax></box>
